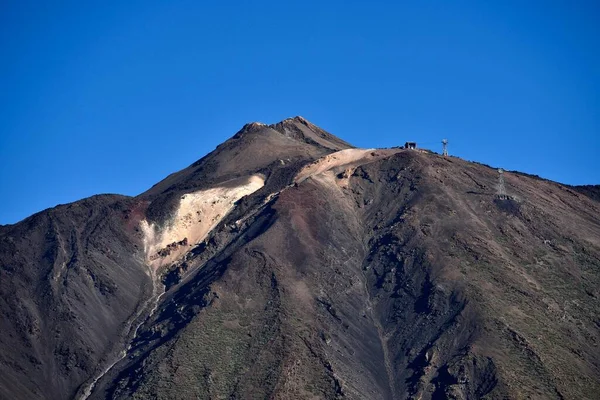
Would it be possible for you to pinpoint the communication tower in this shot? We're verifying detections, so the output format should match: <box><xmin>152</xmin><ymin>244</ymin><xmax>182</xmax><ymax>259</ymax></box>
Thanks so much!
<box><xmin>442</xmin><ymin>139</ymin><xmax>448</xmax><ymax>156</ymax></box>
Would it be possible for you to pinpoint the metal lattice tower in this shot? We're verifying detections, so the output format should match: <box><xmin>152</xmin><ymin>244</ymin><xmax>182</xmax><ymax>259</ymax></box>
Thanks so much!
<box><xmin>497</xmin><ymin>168</ymin><xmax>507</xmax><ymax>199</ymax></box>
<box><xmin>442</xmin><ymin>139</ymin><xmax>448</xmax><ymax>156</ymax></box>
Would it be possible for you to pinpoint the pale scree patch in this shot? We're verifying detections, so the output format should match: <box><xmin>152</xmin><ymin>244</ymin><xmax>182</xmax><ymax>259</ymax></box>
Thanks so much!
<box><xmin>141</xmin><ymin>175</ymin><xmax>264</xmax><ymax>271</ymax></box>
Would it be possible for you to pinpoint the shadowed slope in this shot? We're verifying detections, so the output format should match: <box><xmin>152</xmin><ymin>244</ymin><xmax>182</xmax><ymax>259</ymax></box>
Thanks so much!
<box><xmin>0</xmin><ymin>195</ymin><xmax>152</xmax><ymax>400</ymax></box>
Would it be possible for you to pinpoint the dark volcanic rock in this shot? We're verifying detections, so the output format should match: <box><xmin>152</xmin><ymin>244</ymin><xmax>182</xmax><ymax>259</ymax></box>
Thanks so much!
<box><xmin>1</xmin><ymin>117</ymin><xmax>599</xmax><ymax>400</ymax></box>
<box><xmin>571</xmin><ymin>184</ymin><xmax>600</xmax><ymax>203</ymax></box>
<box><xmin>0</xmin><ymin>195</ymin><xmax>152</xmax><ymax>400</ymax></box>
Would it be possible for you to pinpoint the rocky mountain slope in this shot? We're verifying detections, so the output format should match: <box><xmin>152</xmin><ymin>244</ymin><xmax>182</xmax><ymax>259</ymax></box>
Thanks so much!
<box><xmin>0</xmin><ymin>117</ymin><xmax>599</xmax><ymax>399</ymax></box>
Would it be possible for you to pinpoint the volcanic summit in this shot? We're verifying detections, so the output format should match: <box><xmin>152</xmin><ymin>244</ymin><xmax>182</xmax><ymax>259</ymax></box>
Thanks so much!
<box><xmin>1</xmin><ymin>117</ymin><xmax>599</xmax><ymax>399</ymax></box>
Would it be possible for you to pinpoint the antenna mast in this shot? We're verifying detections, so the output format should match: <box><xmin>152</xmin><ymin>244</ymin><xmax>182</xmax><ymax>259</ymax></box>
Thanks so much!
<box><xmin>442</xmin><ymin>139</ymin><xmax>448</xmax><ymax>156</ymax></box>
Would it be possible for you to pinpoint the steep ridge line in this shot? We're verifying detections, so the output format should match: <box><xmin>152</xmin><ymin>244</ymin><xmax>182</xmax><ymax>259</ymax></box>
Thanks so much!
<box><xmin>91</xmin><ymin>186</ymin><xmax>290</xmax><ymax>398</ymax></box>
<box><xmin>79</xmin><ymin>176</ymin><xmax>267</xmax><ymax>399</ymax></box>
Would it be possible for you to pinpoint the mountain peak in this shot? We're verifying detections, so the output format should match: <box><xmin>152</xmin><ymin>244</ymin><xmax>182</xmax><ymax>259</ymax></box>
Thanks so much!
<box><xmin>269</xmin><ymin>116</ymin><xmax>323</xmax><ymax>133</ymax></box>
<box><xmin>238</xmin><ymin>121</ymin><xmax>267</xmax><ymax>133</ymax></box>
<box><xmin>267</xmin><ymin>116</ymin><xmax>353</xmax><ymax>151</ymax></box>
<box><xmin>239</xmin><ymin>116</ymin><xmax>318</xmax><ymax>134</ymax></box>
<box><xmin>277</xmin><ymin>115</ymin><xmax>310</xmax><ymax>125</ymax></box>
<box><xmin>233</xmin><ymin>116</ymin><xmax>352</xmax><ymax>152</ymax></box>
<box><xmin>143</xmin><ymin>116</ymin><xmax>350</xmax><ymax>199</ymax></box>
<box><xmin>2</xmin><ymin>116</ymin><xmax>600</xmax><ymax>400</ymax></box>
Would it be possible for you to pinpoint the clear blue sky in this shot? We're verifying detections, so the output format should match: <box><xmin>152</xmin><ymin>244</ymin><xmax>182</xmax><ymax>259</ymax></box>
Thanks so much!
<box><xmin>1</xmin><ymin>1</ymin><xmax>599</xmax><ymax>224</ymax></box>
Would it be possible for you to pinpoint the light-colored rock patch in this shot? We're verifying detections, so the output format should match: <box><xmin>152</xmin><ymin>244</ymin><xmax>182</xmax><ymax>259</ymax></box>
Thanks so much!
<box><xmin>294</xmin><ymin>148</ymin><xmax>402</xmax><ymax>184</ymax></box>
<box><xmin>141</xmin><ymin>175</ymin><xmax>265</xmax><ymax>271</ymax></box>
